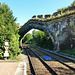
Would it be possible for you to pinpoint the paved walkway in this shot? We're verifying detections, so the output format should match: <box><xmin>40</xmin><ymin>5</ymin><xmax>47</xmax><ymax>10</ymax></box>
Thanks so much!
<box><xmin>0</xmin><ymin>62</ymin><xmax>19</xmax><ymax>75</ymax></box>
<box><xmin>0</xmin><ymin>49</ymin><xmax>28</xmax><ymax>75</ymax></box>
<box><xmin>14</xmin><ymin>61</ymin><xmax>26</xmax><ymax>75</ymax></box>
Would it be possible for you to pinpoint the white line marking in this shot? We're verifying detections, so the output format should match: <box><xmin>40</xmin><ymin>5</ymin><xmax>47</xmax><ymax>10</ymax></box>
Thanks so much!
<box><xmin>24</xmin><ymin>62</ymin><xmax>27</xmax><ymax>75</ymax></box>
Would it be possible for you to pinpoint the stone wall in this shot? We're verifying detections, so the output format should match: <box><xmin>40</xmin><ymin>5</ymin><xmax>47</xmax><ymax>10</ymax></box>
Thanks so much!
<box><xmin>19</xmin><ymin>14</ymin><xmax>75</xmax><ymax>50</ymax></box>
<box><xmin>46</xmin><ymin>14</ymin><xmax>75</xmax><ymax>50</ymax></box>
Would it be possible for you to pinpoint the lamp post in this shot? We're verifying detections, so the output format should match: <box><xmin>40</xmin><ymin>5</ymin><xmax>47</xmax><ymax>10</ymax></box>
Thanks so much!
<box><xmin>4</xmin><ymin>42</ymin><xmax>9</xmax><ymax>59</ymax></box>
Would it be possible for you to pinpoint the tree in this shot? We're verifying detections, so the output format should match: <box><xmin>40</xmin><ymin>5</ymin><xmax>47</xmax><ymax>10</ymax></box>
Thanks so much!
<box><xmin>32</xmin><ymin>30</ymin><xmax>54</xmax><ymax>49</ymax></box>
<box><xmin>0</xmin><ymin>3</ymin><xmax>22</xmax><ymax>59</ymax></box>
<box><xmin>71</xmin><ymin>0</ymin><xmax>75</xmax><ymax>6</ymax></box>
<box><xmin>22</xmin><ymin>33</ymin><xmax>33</xmax><ymax>44</ymax></box>
<box><xmin>23</xmin><ymin>29</ymin><xmax>54</xmax><ymax>49</ymax></box>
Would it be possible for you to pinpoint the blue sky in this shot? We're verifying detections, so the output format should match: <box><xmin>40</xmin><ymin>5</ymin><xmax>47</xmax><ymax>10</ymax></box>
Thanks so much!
<box><xmin>0</xmin><ymin>0</ymin><xmax>74</xmax><ymax>26</ymax></box>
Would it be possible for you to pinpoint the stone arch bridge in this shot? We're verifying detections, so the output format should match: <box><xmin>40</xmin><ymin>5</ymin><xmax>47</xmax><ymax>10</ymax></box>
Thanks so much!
<box><xmin>19</xmin><ymin>14</ymin><xmax>75</xmax><ymax>51</ymax></box>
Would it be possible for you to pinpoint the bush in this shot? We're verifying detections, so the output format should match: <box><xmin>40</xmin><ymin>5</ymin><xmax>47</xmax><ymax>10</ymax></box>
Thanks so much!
<box><xmin>0</xmin><ymin>3</ymin><xmax>22</xmax><ymax>59</ymax></box>
<box><xmin>70</xmin><ymin>48</ymin><xmax>75</xmax><ymax>56</ymax></box>
<box><xmin>0</xmin><ymin>49</ymin><xmax>4</xmax><ymax>59</ymax></box>
<box><xmin>23</xmin><ymin>30</ymin><xmax>54</xmax><ymax>50</ymax></box>
<box><xmin>59</xmin><ymin>48</ymin><xmax>75</xmax><ymax>56</ymax></box>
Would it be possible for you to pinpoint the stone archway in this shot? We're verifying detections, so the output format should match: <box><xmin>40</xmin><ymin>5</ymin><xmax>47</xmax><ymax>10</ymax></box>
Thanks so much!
<box><xmin>19</xmin><ymin>20</ymin><xmax>59</xmax><ymax>51</ymax></box>
<box><xmin>19</xmin><ymin>14</ymin><xmax>75</xmax><ymax>51</ymax></box>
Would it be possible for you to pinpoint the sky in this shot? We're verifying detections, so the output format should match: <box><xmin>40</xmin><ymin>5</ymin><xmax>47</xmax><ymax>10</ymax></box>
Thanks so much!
<box><xmin>0</xmin><ymin>0</ymin><xmax>74</xmax><ymax>26</ymax></box>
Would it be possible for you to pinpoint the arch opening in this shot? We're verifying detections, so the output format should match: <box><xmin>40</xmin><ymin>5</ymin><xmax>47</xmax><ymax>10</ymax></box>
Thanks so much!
<box><xmin>22</xmin><ymin>29</ymin><xmax>54</xmax><ymax>50</ymax></box>
<box><xmin>19</xmin><ymin>21</ymin><xmax>59</xmax><ymax>51</ymax></box>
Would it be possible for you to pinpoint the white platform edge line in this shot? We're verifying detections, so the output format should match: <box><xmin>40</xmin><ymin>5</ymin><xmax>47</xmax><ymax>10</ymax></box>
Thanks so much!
<box><xmin>24</xmin><ymin>62</ymin><xmax>27</xmax><ymax>75</ymax></box>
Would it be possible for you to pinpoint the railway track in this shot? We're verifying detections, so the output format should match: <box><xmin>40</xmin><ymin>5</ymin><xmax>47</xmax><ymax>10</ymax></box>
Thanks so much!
<box><xmin>25</xmin><ymin>48</ymin><xmax>57</xmax><ymax>75</ymax></box>
<box><xmin>31</xmin><ymin>46</ymin><xmax>75</xmax><ymax>69</ymax></box>
<box><xmin>31</xmin><ymin>46</ymin><xmax>75</xmax><ymax>63</ymax></box>
<box><xmin>25</xmin><ymin>48</ymin><xmax>36</xmax><ymax>75</ymax></box>
<box><xmin>22</xmin><ymin>44</ymin><xmax>75</xmax><ymax>75</ymax></box>
<box><xmin>29</xmin><ymin>46</ymin><xmax>75</xmax><ymax>74</ymax></box>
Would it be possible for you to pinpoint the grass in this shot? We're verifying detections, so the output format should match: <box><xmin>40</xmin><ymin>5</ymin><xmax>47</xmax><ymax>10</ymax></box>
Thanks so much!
<box><xmin>59</xmin><ymin>48</ymin><xmax>75</xmax><ymax>56</ymax></box>
<box><xmin>30</xmin><ymin>44</ymin><xmax>75</xmax><ymax>56</ymax></box>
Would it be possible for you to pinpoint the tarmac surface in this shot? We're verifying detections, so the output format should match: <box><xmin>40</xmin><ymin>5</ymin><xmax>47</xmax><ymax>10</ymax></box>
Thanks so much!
<box><xmin>0</xmin><ymin>62</ymin><xmax>19</xmax><ymax>75</ymax></box>
<box><xmin>0</xmin><ymin>49</ymin><xmax>28</xmax><ymax>75</ymax></box>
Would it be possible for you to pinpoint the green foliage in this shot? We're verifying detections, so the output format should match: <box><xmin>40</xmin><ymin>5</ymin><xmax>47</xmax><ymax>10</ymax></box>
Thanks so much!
<box><xmin>70</xmin><ymin>48</ymin><xmax>75</xmax><ymax>56</ymax></box>
<box><xmin>0</xmin><ymin>49</ymin><xmax>4</xmax><ymax>58</ymax></box>
<box><xmin>23</xmin><ymin>30</ymin><xmax>54</xmax><ymax>49</ymax></box>
<box><xmin>57</xmin><ymin>0</ymin><xmax>75</xmax><ymax>13</ymax></box>
<box><xmin>29</xmin><ymin>10</ymin><xmax>75</xmax><ymax>22</ymax></box>
<box><xmin>71</xmin><ymin>0</ymin><xmax>75</xmax><ymax>6</ymax></box>
<box><xmin>57</xmin><ymin>9</ymin><xmax>62</xmax><ymax>12</ymax></box>
<box><xmin>0</xmin><ymin>3</ymin><xmax>22</xmax><ymax>59</ymax></box>
<box><xmin>57</xmin><ymin>7</ymin><xmax>67</xmax><ymax>12</ymax></box>
<box><xmin>22</xmin><ymin>33</ymin><xmax>33</xmax><ymax>44</ymax></box>
<box><xmin>59</xmin><ymin>48</ymin><xmax>75</xmax><ymax>56</ymax></box>
<box><xmin>30</xmin><ymin>1</ymin><xmax>75</xmax><ymax>22</ymax></box>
